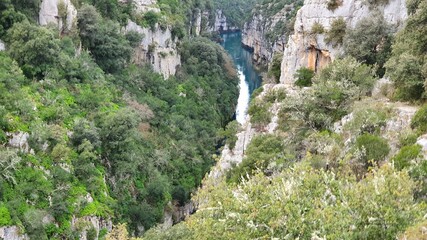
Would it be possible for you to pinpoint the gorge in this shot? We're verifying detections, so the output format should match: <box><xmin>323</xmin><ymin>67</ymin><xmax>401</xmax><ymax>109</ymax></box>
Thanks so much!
<box><xmin>0</xmin><ymin>0</ymin><xmax>427</xmax><ymax>239</ymax></box>
<box><xmin>220</xmin><ymin>32</ymin><xmax>262</xmax><ymax>124</ymax></box>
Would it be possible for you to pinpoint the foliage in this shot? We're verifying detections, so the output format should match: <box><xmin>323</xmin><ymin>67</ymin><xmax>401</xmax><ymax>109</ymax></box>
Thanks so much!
<box><xmin>355</xmin><ymin>133</ymin><xmax>390</xmax><ymax>165</ymax></box>
<box><xmin>325</xmin><ymin>17</ymin><xmax>347</xmax><ymax>47</ymax></box>
<box><xmin>393</xmin><ymin>144</ymin><xmax>422</xmax><ymax>170</ymax></box>
<box><xmin>310</xmin><ymin>22</ymin><xmax>325</xmax><ymax>34</ymax></box>
<box><xmin>268</xmin><ymin>53</ymin><xmax>283</xmax><ymax>82</ymax></box>
<box><xmin>411</xmin><ymin>104</ymin><xmax>427</xmax><ymax>134</ymax></box>
<box><xmin>248</xmin><ymin>99</ymin><xmax>272</xmax><ymax>128</ymax></box>
<box><xmin>343</xmin><ymin>103</ymin><xmax>391</xmax><ymax>136</ymax></box>
<box><xmin>227</xmin><ymin>134</ymin><xmax>290</xmax><ymax>183</ymax></box>
<box><xmin>219</xmin><ymin>121</ymin><xmax>239</xmax><ymax>150</ymax></box>
<box><xmin>77</xmin><ymin>5</ymin><xmax>135</xmax><ymax>73</ymax></box>
<box><xmin>0</xmin><ymin>204</ymin><xmax>12</xmax><ymax>226</ymax></box>
<box><xmin>6</xmin><ymin>21</ymin><xmax>61</xmax><ymax>79</ymax></box>
<box><xmin>284</xmin><ymin>57</ymin><xmax>376</xmax><ymax>130</ymax></box>
<box><xmin>344</xmin><ymin>14</ymin><xmax>393</xmax><ymax>76</ymax></box>
<box><xmin>294</xmin><ymin>67</ymin><xmax>314</xmax><ymax>87</ymax></box>
<box><xmin>385</xmin><ymin>0</ymin><xmax>427</xmax><ymax>101</ymax></box>
<box><xmin>172</xmin><ymin>163</ymin><xmax>426</xmax><ymax>239</ymax></box>
<box><xmin>326</xmin><ymin>0</ymin><xmax>342</xmax><ymax>10</ymax></box>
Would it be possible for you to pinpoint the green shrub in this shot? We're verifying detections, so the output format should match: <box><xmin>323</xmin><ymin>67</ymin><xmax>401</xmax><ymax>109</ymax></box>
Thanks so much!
<box><xmin>344</xmin><ymin>14</ymin><xmax>392</xmax><ymax>76</ymax></box>
<box><xmin>356</xmin><ymin>133</ymin><xmax>390</xmax><ymax>165</ymax></box>
<box><xmin>226</xmin><ymin>134</ymin><xmax>288</xmax><ymax>183</ymax></box>
<box><xmin>294</xmin><ymin>67</ymin><xmax>315</xmax><ymax>87</ymax></box>
<box><xmin>264</xmin><ymin>89</ymin><xmax>286</xmax><ymax>103</ymax></box>
<box><xmin>248</xmin><ymin>100</ymin><xmax>272</xmax><ymax>128</ymax></box>
<box><xmin>393</xmin><ymin>144</ymin><xmax>422</xmax><ymax>170</ymax></box>
<box><xmin>325</xmin><ymin>17</ymin><xmax>347</xmax><ymax>47</ymax></box>
<box><xmin>219</xmin><ymin>121</ymin><xmax>239</xmax><ymax>150</ymax></box>
<box><xmin>0</xmin><ymin>204</ymin><xmax>12</xmax><ymax>226</ymax></box>
<box><xmin>311</xmin><ymin>22</ymin><xmax>325</xmax><ymax>34</ymax></box>
<box><xmin>326</xmin><ymin>0</ymin><xmax>343</xmax><ymax>10</ymax></box>
<box><xmin>411</xmin><ymin>105</ymin><xmax>427</xmax><ymax>134</ymax></box>
<box><xmin>144</xmin><ymin>11</ymin><xmax>161</xmax><ymax>30</ymax></box>
<box><xmin>268</xmin><ymin>53</ymin><xmax>283</xmax><ymax>82</ymax></box>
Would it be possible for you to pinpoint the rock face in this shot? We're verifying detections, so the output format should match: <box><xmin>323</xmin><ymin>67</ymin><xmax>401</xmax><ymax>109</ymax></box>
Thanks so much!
<box><xmin>0</xmin><ymin>226</ymin><xmax>28</xmax><ymax>240</ymax></box>
<box><xmin>7</xmin><ymin>132</ymin><xmax>30</xmax><ymax>153</ymax></box>
<box><xmin>280</xmin><ymin>0</ymin><xmax>408</xmax><ymax>85</ymax></box>
<box><xmin>39</xmin><ymin>0</ymin><xmax>77</xmax><ymax>31</ymax></box>
<box><xmin>71</xmin><ymin>216</ymin><xmax>113</xmax><ymax>240</ymax></box>
<box><xmin>242</xmin><ymin>5</ymin><xmax>295</xmax><ymax>66</ymax></box>
<box><xmin>132</xmin><ymin>0</ymin><xmax>160</xmax><ymax>13</ymax></box>
<box><xmin>191</xmin><ymin>9</ymin><xmax>237</xmax><ymax>36</ymax></box>
<box><xmin>211</xmin><ymin>10</ymin><xmax>238</xmax><ymax>33</ymax></box>
<box><xmin>0</xmin><ymin>40</ymin><xmax>5</xmax><ymax>51</ymax></box>
<box><xmin>125</xmin><ymin>21</ymin><xmax>181</xmax><ymax>79</ymax></box>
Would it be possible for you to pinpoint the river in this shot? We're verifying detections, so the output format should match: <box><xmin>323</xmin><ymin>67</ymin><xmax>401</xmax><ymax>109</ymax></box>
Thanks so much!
<box><xmin>220</xmin><ymin>32</ymin><xmax>262</xmax><ymax>124</ymax></box>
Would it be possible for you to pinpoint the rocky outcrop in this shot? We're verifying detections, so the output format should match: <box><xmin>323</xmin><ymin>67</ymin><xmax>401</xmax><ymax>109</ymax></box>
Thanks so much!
<box><xmin>71</xmin><ymin>216</ymin><xmax>113</xmax><ymax>240</ymax></box>
<box><xmin>125</xmin><ymin>21</ymin><xmax>181</xmax><ymax>79</ymax></box>
<box><xmin>191</xmin><ymin>9</ymin><xmax>237</xmax><ymax>36</ymax></box>
<box><xmin>209</xmin><ymin>120</ymin><xmax>257</xmax><ymax>181</ymax></box>
<box><xmin>7</xmin><ymin>132</ymin><xmax>30</xmax><ymax>153</ymax></box>
<box><xmin>211</xmin><ymin>10</ymin><xmax>238</xmax><ymax>33</ymax></box>
<box><xmin>39</xmin><ymin>0</ymin><xmax>77</xmax><ymax>31</ymax></box>
<box><xmin>0</xmin><ymin>40</ymin><xmax>5</xmax><ymax>51</ymax></box>
<box><xmin>0</xmin><ymin>226</ymin><xmax>28</xmax><ymax>240</ymax></box>
<box><xmin>242</xmin><ymin>6</ymin><xmax>295</xmax><ymax>66</ymax></box>
<box><xmin>280</xmin><ymin>0</ymin><xmax>407</xmax><ymax>85</ymax></box>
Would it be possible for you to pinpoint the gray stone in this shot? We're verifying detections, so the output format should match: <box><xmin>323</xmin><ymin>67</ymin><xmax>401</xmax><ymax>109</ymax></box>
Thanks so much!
<box><xmin>125</xmin><ymin>20</ymin><xmax>181</xmax><ymax>79</ymax></box>
<box><xmin>39</xmin><ymin>0</ymin><xmax>77</xmax><ymax>31</ymax></box>
<box><xmin>280</xmin><ymin>0</ymin><xmax>408</xmax><ymax>85</ymax></box>
<box><xmin>0</xmin><ymin>226</ymin><xmax>28</xmax><ymax>240</ymax></box>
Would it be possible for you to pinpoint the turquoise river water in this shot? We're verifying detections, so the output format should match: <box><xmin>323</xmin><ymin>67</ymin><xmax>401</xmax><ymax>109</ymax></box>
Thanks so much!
<box><xmin>220</xmin><ymin>32</ymin><xmax>262</xmax><ymax>124</ymax></box>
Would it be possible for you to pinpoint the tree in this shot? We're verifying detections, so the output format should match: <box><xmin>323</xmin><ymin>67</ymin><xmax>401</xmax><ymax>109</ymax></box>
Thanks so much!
<box><xmin>77</xmin><ymin>5</ymin><xmax>134</xmax><ymax>73</ymax></box>
<box><xmin>5</xmin><ymin>21</ymin><xmax>61</xmax><ymax>79</ymax></box>
<box><xmin>344</xmin><ymin>13</ymin><xmax>393</xmax><ymax>76</ymax></box>
<box><xmin>385</xmin><ymin>0</ymin><xmax>427</xmax><ymax>100</ymax></box>
<box><xmin>325</xmin><ymin>17</ymin><xmax>347</xmax><ymax>46</ymax></box>
<box><xmin>294</xmin><ymin>67</ymin><xmax>314</xmax><ymax>87</ymax></box>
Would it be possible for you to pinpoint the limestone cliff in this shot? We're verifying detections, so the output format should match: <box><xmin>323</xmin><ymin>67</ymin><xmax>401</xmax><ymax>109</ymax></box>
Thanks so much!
<box><xmin>279</xmin><ymin>0</ymin><xmax>407</xmax><ymax>85</ymax></box>
<box><xmin>191</xmin><ymin>9</ymin><xmax>237</xmax><ymax>36</ymax></box>
<box><xmin>242</xmin><ymin>3</ymin><xmax>300</xmax><ymax>67</ymax></box>
<box><xmin>39</xmin><ymin>0</ymin><xmax>77</xmax><ymax>32</ymax></box>
<box><xmin>125</xmin><ymin>21</ymin><xmax>181</xmax><ymax>79</ymax></box>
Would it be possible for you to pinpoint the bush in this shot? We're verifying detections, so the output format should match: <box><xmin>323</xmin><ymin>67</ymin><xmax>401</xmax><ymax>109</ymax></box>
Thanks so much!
<box><xmin>268</xmin><ymin>53</ymin><xmax>283</xmax><ymax>82</ymax></box>
<box><xmin>294</xmin><ymin>67</ymin><xmax>314</xmax><ymax>87</ymax></box>
<box><xmin>326</xmin><ymin>0</ymin><xmax>343</xmax><ymax>10</ymax></box>
<box><xmin>0</xmin><ymin>204</ymin><xmax>12</xmax><ymax>226</ymax></box>
<box><xmin>411</xmin><ymin>105</ymin><xmax>427</xmax><ymax>134</ymax></box>
<box><xmin>344</xmin><ymin>14</ymin><xmax>392</xmax><ymax>76</ymax></box>
<box><xmin>144</xmin><ymin>11</ymin><xmax>161</xmax><ymax>30</ymax></box>
<box><xmin>355</xmin><ymin>133</ymin><xmax>390</xmax><ymax>165</ymax></box>
<box><xmin>248</xmin><ymin>100</ymin><xmax>272</xmax><ymax>128</ymax></box>
<box><xmin>226</xmin><ymin>134</ymin><xmax>287</xmax><ymax>183</ymax></box>
<box><xmin>325</xmin><ymin>17</ymin><xmax>347</xmax><ymax>47</ymax></box>
<box><xmin>311</xmin><ymin>22</ymin><xmax>325</xmax><ymax>34</ymax></box>
<box><xmin>393</xmin><ymin>144</ymin><xmax>422</xmax><ymax>170</ymax></box>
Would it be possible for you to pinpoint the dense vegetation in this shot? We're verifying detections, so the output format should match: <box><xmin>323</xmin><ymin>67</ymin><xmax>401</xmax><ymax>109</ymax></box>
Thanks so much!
<box><xmin>0</xmin><ymin>0</ymin><xmax>239</xmax><ymax>238</ymax></box>
<box><xmin>143</xmin><ymin>1</ymin><xmax>427</xmax><ymax>239</ymax></box>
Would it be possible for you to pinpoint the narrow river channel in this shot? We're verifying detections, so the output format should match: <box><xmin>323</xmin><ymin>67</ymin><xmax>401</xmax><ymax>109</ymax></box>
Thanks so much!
<box><xmin>220</xmin><ymin>32</ymin><xmax>262</xmax><ymax>124</ymax></box>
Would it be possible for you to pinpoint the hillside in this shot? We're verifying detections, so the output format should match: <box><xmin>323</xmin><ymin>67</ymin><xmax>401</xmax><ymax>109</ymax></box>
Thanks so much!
<box><xmin>1</xmin><ymin>0</ymin><xmax>427</xmax><ymax>239</ymax></box>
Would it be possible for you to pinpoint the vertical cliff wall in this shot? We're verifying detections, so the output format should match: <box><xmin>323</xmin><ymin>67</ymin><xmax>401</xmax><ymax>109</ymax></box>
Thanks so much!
<box><xmin>39</xmin><ymin>0</ymin><xmax>77</xmax><ymax>32</ymax></box>
<box><xmin>242</xmin><ymin>2</ymin><xmax>301</xmax><ymax>67</ymax></box>
<box><xmin>125</xmin><ymin>21</ymin><xmax>181</xmax><ymax>79</ymax></box>
<box><xmin>279</xmin><ymin>0</ymin><xmax>407</xmax><ymax>85</ymax></box>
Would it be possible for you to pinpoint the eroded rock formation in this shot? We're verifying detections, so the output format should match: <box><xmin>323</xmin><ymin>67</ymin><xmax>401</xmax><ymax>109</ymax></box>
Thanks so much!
<box><xmin>280</xmin><ymin>0</ymin><xmax>407</xmax><ymax>85</ymax></box>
